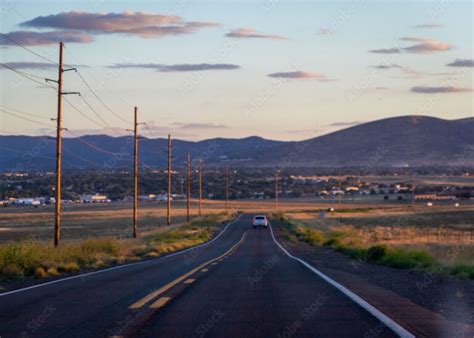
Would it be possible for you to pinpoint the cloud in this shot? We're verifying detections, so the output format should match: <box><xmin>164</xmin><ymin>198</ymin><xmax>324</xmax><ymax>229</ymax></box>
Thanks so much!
<box><xmin>447</xmin><ymin>59</ymin><xmax>474</xmax><ymax>67</ymax></box>
<box><xmin>328</xmin><ymin>121</ymin><xmax>362</xmax><ymax>127</ymax></box>
<box><xmin>369</xmin><ymin>37</ymin><xmax>451</xmax><ymax>54</ymax></box>
<box><xmin>225</xmin><ymin>28</ymin><xmax>286</xmax><ymax>40</ymax></box>
<box><xmin>411</xmin><ymin>86</ymin><xmax>473</xmax><ymax>94</ymax></box>
<box><xmin>400</xmin><ymin>37</ymin><xmax>451</xmax><ymax>53</ymax></box>
<box><xmin>370</xmin><ymin>64</ymin><xmax>402</xmax><ymax>70</ymax></box>
<box><xmin>375</xmin><ymin>87</ymin><xmax>389</xmax><ymax>90</ymax></box>
<box><xmin>412</xmin><ymin>23</ymin><xmax>444</xmax><ymax>29</ymax></box>
<box><xmin>108</xmin><ymin>63</ymin><xmax>240</xmax><ymax>72</ymax></box>
<box><xmin>20</xmin><ymin>11</ymin><xmax>219</xmax><ymax>38</ymax></box>
<box><xmin>172</xmin><ymin>122</ymin><xmax>229</xmax><ymax>129</ymax></box>
<box><xmin>0</xmin><ymin>30</ymin><xmax>93</xmax><ymax>46</ymax></box>
<box><xmin>0</xmin><ymin>61</ymin><xmax>86</xmax><ymax>70</ymax></box>
<box><xmin>369</xmin><ymin>48</ymin><xmax>401</xmax><ymax>54</ymax></box>
<box><xmin>267</xmin><ymin>71</ymin><xmax>329</xmax><ymax>80</ymax></box>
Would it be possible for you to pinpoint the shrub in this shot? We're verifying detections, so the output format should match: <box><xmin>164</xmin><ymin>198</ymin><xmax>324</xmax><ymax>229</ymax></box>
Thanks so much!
<box><xmin>367</xmin><ymin>245</ymin><xmax>388</xmax><ymax>261</ymax></box>
<box><xmin>323</xmin><ymin>238</ymin><xmax>342</xmax><ymax>248</ymax></box>
<box><xmin>34</xmin><ymin>267</ymin><xmax>47</xmax><ymax>279</ymax></box>
<box><xmin>301</xmin><ymin>228</ymin><xmax>324</xmax><ymax>246</ymax></box>
<box><xmin>379</xmin><ymin>249</ymin><xmax>434</xmax><ymax>269</ymax></box>
<box><xmin>47</xmin><ymin>267</ymin><xmax>59</xmax><ymax>277</ymax></box>
<box><xmin>448</xmin><ymin>265</ymin><xmax>474</xmax><ymax>279</ymax></box>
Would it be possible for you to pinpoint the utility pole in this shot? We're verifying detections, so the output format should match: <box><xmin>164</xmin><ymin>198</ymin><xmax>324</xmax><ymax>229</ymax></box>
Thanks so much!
<box><xmin>225</xmin><ymin>165</ymin><xmax>229</xmax><ymax>214</ymax></box>
<box><xmin>186</xmin><ymin>153</ymin><xmax>191</xmax><ymax>222</ymax></box>
<box><xmin>167</xmin><ymin>134</ymin><xmax>172</xmax><ymax>225</ymax></box>
<box><xmin>275</xmin><ymin>171</ymin><xmax>279</xmax><ymax>213</ymax></box>
<box><xmin>132</xmin><ymin>107</ymin><xmax>139</xmax><ymax>238</ymax></box>
<box><xmin>412</xmin><ymin>184</ymin><xmax>416</xmax><ymax>206</ymax></box>
<box><xmin>47</xmin><ymin>42</ymin><xmax>78</xmax><ymax>247</ymax></box>
<box><xmin>199</xmin><ymin>159</ymin><xmax>203</xmax><ymax>216</ymax></box>
<box><xmin>180</xmin><ymin>165</ymin><xmax>184</xmax><ymax>195</ymax></box>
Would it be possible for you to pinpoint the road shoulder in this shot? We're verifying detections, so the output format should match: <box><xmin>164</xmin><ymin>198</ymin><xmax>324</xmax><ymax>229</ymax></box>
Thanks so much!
<box><xmin>272</xmin><ymin>222</ymin><xmax>474</xmax><ymax>337</ymax></box>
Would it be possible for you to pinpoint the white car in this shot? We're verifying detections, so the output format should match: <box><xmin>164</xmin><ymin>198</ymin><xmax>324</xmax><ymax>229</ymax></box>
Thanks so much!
<box><xmin>253</xmin><ymin>215</ymin><xmax>269</xmax><ymax>229</ymax></box>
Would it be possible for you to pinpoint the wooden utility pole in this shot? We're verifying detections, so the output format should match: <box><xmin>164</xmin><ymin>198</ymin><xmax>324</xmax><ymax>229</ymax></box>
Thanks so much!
<box><xmin>167</xmin><ymin>134</ymin><xmax>172</xmax><ymax>225</ymax></box>
<box><xmin>53</xmin><ymin>42</ymin><xmax>64</xmax><ymax>248</ymax></box>
<box><xmin>49</xmin><ymin>42</ymin><xmax>78</xmax><ymax>247</ymax></box>
<box><xmin>198</xmin><ymin>159</ymin><xmax>203</xmax><ymax>216</ymax></box>
<box><xmin>186</xmin><ymin>153</ymin><xmax>191</xmax><ymax>222</ymax></box>
<box><xmin>225</xmin><ymin>165</ymin><xmax>229</xmax><ymax>214</ymax></box>
<box><xmin>275</xmin><ymin>171</ymin><xmax>279</xmax><ymax>213</ymax></box>
<box><xmin>180</xmin><ymin>165</ymin><xmax>184</xmax><ymax>195</ymax></box>
<box><xmin>132</xmin><ymin>107</ymin><xmax>139</xmax><ymax>238</ymax></box>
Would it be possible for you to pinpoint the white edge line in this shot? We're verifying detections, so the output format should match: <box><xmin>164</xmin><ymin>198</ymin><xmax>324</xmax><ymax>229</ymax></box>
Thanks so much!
<box><xmin>269</xmin><ymin>223</ymin><xmax>415</xmax><ymax>338</ymax></box>
<box><xmin>0</xmin><ymin>214</ymin><xmax>243</xmax><ymax>297</ymax></box>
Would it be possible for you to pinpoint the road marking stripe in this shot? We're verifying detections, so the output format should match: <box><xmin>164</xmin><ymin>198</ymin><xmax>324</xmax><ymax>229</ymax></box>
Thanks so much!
<box><xmin>201</xmin><ymin>269</ymin><xmax>208</xmax><ymax>272</ymax></box>
<box><xmin>129</xmin><ymin>231</ymin><xmax>247</xmax><ymax>310</ymax></box>
<box><xmin>0</xmin><ymin>215</ymin><xmax>243</xmax><ymax>298</ymax></box>
<box><xmin>183</xmin><ymin>279</ymin><xmax>195</xmax><ymax>284</ymax></box>
<box><xmin>150</xmin><ymin>297</ymin><xmax>171</xmax><ymax>309</ymax></box>
<box><xmin>269</xmin><ymin>223</ymin><xmax>414</xmax><ymax>338</ymax></box>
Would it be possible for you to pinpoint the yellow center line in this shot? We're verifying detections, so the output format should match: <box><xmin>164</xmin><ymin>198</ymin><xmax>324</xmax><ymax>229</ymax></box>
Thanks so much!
<box><xmin>129</xmin><ymin>231</ymin><xmax>247</xmax><ymax>310</ymax></box>
<box><xmin>150</xmin><ymin>297</ymin><xmax>171</xmax><ymax>309</ymax></box>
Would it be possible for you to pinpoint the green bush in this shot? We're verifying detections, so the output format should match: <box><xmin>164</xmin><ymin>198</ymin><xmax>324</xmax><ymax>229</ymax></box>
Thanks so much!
<box><xmin>301</xmin><ymin>228</ymin><xmax>324</xmax><ymax>246</ymax></box>
<box><xmin>447</xmin><ymin>265</ymin><xmax>474</xmax><ymax>279</ymax></box>
<box><xmin>379</xmin><ymin>249</ymin><xmax>434</xmax><ymax>269</ymax></box>
<box><xmin>367</xmin><ymin>245</ymin><xmax>388</xmax><ymax>261</ymax></box>
<box><xmin>323</xmin><ymin>238</ymin><xmax>342</xmax><ymax>248</ymax></box>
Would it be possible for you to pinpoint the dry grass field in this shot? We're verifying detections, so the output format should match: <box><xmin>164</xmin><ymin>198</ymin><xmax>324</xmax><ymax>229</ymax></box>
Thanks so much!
<box><xmin>287</xmin><ymin>205</ymin><xmax>474</xmax><ymax>266</ymax></box>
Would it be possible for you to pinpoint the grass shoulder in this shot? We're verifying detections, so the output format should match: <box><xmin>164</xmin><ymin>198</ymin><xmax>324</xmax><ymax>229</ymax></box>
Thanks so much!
<box><xmin>0</xmin><ymin>213</ymin><xmax>234</xmax><ymax>289</ymax></box>
<box><xmin>271</xmin><ymin>212</ymin><xmax>474</xmax><ymax>280</ymax></box>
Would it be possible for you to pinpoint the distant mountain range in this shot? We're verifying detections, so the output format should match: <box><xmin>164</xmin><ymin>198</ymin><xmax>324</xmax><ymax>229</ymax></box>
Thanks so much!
<box><xmin>1</xmin><ymin>116</ymin><xmax>473</xmax><ymax>171</ymax></box>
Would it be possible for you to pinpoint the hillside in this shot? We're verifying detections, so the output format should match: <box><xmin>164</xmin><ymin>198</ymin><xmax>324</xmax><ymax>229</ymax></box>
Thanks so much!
<box><xmin>0</xmin><ymin>116</ymin><xmax>473</xmax><ymax>170</ymax></box>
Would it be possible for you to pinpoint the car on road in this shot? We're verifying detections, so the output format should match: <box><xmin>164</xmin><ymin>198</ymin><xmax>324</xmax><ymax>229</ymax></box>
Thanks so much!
<box><xmin>253</xmin><ymin>215</ymin><xmax>269</xmax><ymax>229</ymax></box>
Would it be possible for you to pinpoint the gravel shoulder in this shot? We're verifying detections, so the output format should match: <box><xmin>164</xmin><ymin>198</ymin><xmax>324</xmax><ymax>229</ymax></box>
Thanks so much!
<box><xmin>273</xmin><ymin>221</ymin><xmax>474</xmax><ymax>337</ymax></box>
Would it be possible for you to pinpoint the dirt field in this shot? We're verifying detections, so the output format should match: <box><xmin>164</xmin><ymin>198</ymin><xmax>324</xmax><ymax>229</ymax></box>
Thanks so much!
<box><xmin>1</xmin><ymin>197</ymin><xmax>473</xmax><ymax>248</ymax></box>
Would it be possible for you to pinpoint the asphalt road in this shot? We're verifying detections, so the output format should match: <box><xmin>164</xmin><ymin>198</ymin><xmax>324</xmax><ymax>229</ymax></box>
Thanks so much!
<box><xmin>0</xmin><ymin>214</ymin><xmax>405</xmax><ymax>338</ymax></box>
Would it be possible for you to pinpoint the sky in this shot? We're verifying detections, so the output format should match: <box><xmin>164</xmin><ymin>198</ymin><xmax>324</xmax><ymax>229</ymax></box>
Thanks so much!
<box><xmin>0</xmin><ymin>0</ymin><xmax>473</xmax><ymax>141</ymax></box>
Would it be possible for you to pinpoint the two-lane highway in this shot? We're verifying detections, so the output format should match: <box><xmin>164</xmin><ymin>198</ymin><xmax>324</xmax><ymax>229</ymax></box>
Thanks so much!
<box><xmin>0</xmin><ymin>214</ymin><xmax>411</xmax><ymax>337</ymax></box>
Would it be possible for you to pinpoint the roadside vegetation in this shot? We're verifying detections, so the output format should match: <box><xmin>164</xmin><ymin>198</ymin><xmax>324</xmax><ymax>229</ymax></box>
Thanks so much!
<box><xmin>0</xmin><ymin>213</ymin><xmax>232</xmax><ymax>287</ymax></box>
<box><xmin>273</xmin><ymin>212</ymin><xmax>474</xmax><ymax>279</ymax></box>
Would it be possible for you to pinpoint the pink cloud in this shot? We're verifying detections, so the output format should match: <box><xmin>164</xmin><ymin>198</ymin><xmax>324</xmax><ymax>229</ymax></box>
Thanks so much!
<box><xmin>20</xmin><ymin>11</ymin><xmax>219</xmax><ymax>38</ymax></box>
<box><xmin>225</xmin><ymin>28</ymin><xmax>286</xmax><ymax>40</ymax></box>
<box><xmin>400</xmin><ymin>37</ymin><xmax>451</xmax><ymax>53</ymax></box>
<box><xmin>0</xmin><ymin>30</ymin><xmax>93</xmax><ymax>46</ymax></box>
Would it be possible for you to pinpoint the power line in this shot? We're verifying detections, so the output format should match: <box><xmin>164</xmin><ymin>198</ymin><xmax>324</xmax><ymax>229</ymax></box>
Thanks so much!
<box><xmin>64</xmin><ymin>130</ymin><xmax>130</xmax><ymax>157</ymax></box>
<box><xmin>79</xmin><ymin>94</ymin><xmax>113</xmax><ymax>128</ymax></box>
<box><xmin>0</xmin><ymin>105</ymin><xmax>52</xmax><ymax>120</ymax></box>
<box><xmin>76</xmin><ymin>70</ymin><xmax>131</xmax><ymax>124</ymax></box>
<box><xmin>0</xmin><ymin>108</ymin><xmax>55</xmax><ymax>128</ymax></box>
<box><xmin>0</xmin><ymin>32</ymin><xmax>57</xmax><ymax>65</ymax></box>
<box><xmin>0</xmin><ymin>62</ymin><xmax>49</xmax><ymax>87</ymax></box>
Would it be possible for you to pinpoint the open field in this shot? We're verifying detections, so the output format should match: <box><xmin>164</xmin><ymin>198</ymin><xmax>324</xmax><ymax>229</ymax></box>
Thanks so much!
<box><xmin>1</xmin><ymin>196</ymin><xmax>473</xmax><ymax>243</ymax></box>
<box><xmin>361</xmin><ymin>175</ymin><xmax>474</xmax><ymax>187</ymax></box>
<box><xmin>284</xmin><ymin>205</ymin><xmax>474</xmax><ymax>268</ymax></box>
